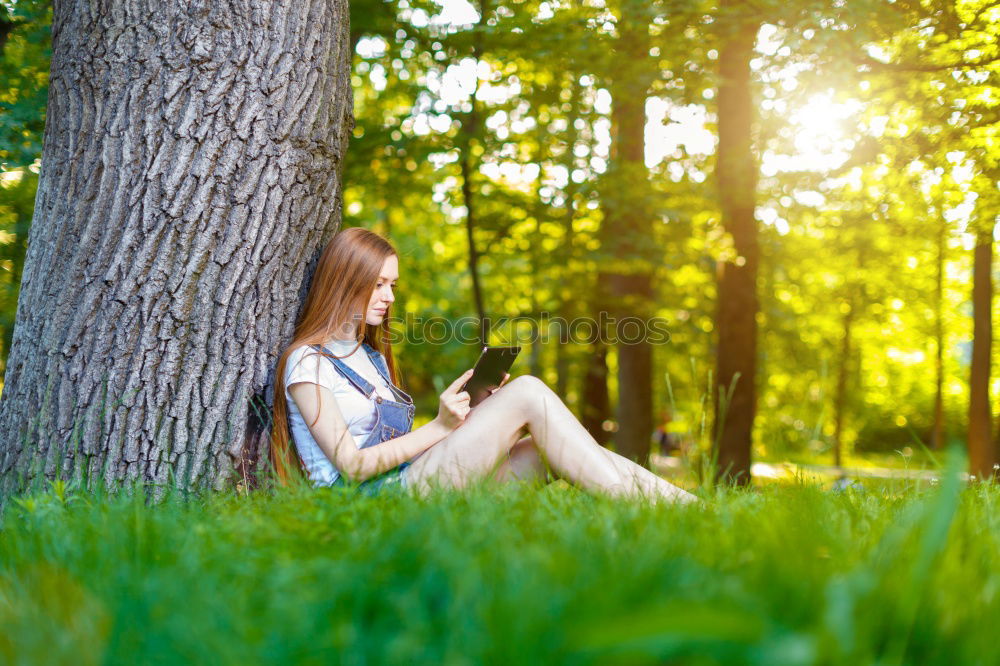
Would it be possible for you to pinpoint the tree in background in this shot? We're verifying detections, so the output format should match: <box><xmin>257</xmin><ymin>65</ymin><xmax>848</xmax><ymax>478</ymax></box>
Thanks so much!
<box><xmin>846</xmin><ymin>0</ymin><xmax>1000</xmax><ymax>477</ymax></box>
<box><xmin>711</xmin><ymin>0</ymin><xmax>760</xmax><ymax>485</ymax></box>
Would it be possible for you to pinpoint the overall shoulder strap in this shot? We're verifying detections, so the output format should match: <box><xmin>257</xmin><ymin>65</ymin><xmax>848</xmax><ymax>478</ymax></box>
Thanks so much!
<box><xmin>363</xmin><ymin>343</ymin><xmax>392</xmax><ymax>382</ymax></box>
<box><xmin>309</xmin><ymin>344</ymin><xmax>376</xmax><ymax>398</ymax></box>
<box><xmin>362</xmin><ymin>343</ymin><xmax>413</xmax><ymax>404</ymax></box>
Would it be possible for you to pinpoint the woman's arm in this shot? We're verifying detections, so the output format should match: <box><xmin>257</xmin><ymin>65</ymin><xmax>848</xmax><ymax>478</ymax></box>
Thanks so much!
<box><xmin>288</xmin><ymin>368</ymin><xmax>473</xmax><ymax>483</ymax></box>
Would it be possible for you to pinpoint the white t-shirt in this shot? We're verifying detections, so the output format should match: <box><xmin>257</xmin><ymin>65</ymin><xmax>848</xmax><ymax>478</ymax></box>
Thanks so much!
<box><xmin>284</xmin><ymin>339</ymin><xmax>397</xmax><ymax>486</ymax></box>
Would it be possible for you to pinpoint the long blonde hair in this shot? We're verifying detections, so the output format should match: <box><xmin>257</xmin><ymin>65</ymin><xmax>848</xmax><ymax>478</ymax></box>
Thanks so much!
<box><xmin>270</xmin><ymin>227</ymin><xmax>401</xmax><ymax>484</ymax></box>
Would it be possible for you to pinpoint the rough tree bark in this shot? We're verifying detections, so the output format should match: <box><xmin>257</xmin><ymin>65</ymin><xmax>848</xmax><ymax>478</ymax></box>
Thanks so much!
<box><xmin>0</xmin><ymin>0</ymin><xmax>354</xmax><ymax>497</ymax></box>
<box><xmin>712</xmin><ymin>4</ymin><xmax>760</xmax><ymax>486</ymax></box>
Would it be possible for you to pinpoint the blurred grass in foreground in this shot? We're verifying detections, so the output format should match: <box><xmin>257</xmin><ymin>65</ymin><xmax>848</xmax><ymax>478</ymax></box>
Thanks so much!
<box><xmin>0</xmin><ymin>454</ymin><xmax>997</xmax><ymax>665</ymax></box>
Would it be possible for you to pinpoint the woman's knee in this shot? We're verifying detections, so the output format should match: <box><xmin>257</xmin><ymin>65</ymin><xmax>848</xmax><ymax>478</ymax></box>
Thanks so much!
<box><xmin>480</xmin><ymin>375</ymin><xmax>552</xmax><ymax>425</ymax></box>
<box><xmin>509</xmin><ymin>374</ymin><xmax>550</xmax><ymax>396</ymax></box>
<box><xmin>508</xmin><ymin>374</ymin><xmax>555</xmax><ymax>415</ymax></box>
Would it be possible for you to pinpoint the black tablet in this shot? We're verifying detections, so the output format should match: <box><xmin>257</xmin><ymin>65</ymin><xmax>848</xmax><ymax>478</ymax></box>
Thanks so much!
<box><xmin>460</xmin><ymin>345</ymin><xmax>521</xmax><ymax>407</ymax></box>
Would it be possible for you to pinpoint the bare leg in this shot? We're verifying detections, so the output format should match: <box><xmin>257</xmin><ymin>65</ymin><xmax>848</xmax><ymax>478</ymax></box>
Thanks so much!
<box><xmin>491</xmin><ymin>434</ymin><xmax>552</xmax><ymax>485</ymax></box>
<box><xmin>405</xmin><ymin>375</ymin><xmax>698</xmax><ymax>503</ymax></box>
<box><xmin>491</xmin><ymin>435</ymin><xmax>662</xmax><ymax>495</ymax></box>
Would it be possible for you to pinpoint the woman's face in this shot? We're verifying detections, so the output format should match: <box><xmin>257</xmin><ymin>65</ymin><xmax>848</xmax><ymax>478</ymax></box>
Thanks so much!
<box><xmin>365</xmin><ymin>254</ymin><xmax>398</xmax><ymax>326</ymax></box>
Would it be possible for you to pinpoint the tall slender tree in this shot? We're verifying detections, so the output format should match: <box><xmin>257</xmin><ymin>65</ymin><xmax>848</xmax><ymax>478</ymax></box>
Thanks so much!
<box><xmin>598</xmin><ymin>0</ymin><xmax>657</xmax><ymax>465</ymax></box>
<box><xmin>712</xmin><ymin>1</ymin><xmax>760</xmax><ymax>485</ymax></box>
<box><xmin>967</xmin><ymin>219</ymin><xmax>994</xmax><ymax>479</ymax></box>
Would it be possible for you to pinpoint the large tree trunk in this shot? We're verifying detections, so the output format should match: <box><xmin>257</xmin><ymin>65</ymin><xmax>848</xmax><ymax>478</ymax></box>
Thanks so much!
<box><xmin>600</xmin><ymin>0</ymin><xmax>656</xmax><ymax>465</ymax></box>
<box><xmin>968</xmin><ymin>224</ymin><xmax>996</xmax><ymax>480</ymax></box>
<box><xmin>712</xmin><ymin>5</ymin><xmax>760</xmax><ymax>486</ymax></box>
<box><xmin>0</xmin><ymin>0</ymin><xmax>354</xmax><ymax>497</ymax></box>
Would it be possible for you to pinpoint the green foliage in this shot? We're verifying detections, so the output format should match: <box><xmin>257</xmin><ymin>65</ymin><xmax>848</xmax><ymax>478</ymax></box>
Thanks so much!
<box><xmin>340</xmin><ymin>0</ymin><xmax>1000</xmax><ymax>464</ymax></box>
<box><xmin>0</xmin><ymin>167</ymin><xmax>34</xmax><ymax>365</ymax></box>
<box><xmin>1</xmin><ymin>462</ymin><xmax>998</xmax><ymax>664</ymax></box>
<box><xmin>0</xmin><ymin>0</ymin><xmax>50</xmax><ymax>167</ymax></box>
<box><xmin>0</xmin><ymin>1</ymin><xmax>49</xmax><ymax>377</ymax></box>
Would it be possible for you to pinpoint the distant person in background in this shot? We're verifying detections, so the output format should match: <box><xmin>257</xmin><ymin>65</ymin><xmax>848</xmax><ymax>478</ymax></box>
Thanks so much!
<box><xmin>653</xmin><ymin>409</ymin><xmax>682</xmax><ymax>456</ymax></box>
<box><xmin>270</xmin><ymin>228</ymin><xmax>697</xmax><ymax>504</ymax></box>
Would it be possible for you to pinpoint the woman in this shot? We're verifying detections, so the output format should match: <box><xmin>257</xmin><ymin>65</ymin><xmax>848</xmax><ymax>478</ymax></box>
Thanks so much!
<box><xmin>271</xmin><ymin>228</ymin><xmax>697</xmax><ymax>503</ymax></box>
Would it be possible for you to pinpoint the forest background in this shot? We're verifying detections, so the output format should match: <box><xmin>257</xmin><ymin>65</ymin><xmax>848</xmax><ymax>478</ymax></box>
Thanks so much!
<box><xmin>1</xmin><ymin>0</ymin><xmax>998</xmax><ymax>483</ymax></box>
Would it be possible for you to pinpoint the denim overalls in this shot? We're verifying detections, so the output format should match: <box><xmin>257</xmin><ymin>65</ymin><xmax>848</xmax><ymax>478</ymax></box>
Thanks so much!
<box><xmin>310</xmin><ymin>342</ymin><xmax>415</xmax><ymax>494</ymax></box>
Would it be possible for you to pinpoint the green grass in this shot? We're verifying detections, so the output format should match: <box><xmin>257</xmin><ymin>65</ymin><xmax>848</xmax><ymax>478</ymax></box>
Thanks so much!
<box><xmin>1</xmin><ymin>455</ymin><xmax>998</xmax><ymax>665</ymax></box>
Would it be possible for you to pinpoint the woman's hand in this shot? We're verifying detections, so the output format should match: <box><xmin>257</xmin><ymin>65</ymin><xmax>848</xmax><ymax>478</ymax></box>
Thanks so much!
<box><xmin>489</xmin><ymin>373</ymin><xmax>511</xmax><ymax>396</ymax></box>
<box><xmin>437</xmin><ymin>368</ymin><xmax>474</xmax><ymax>431</ymax></box>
